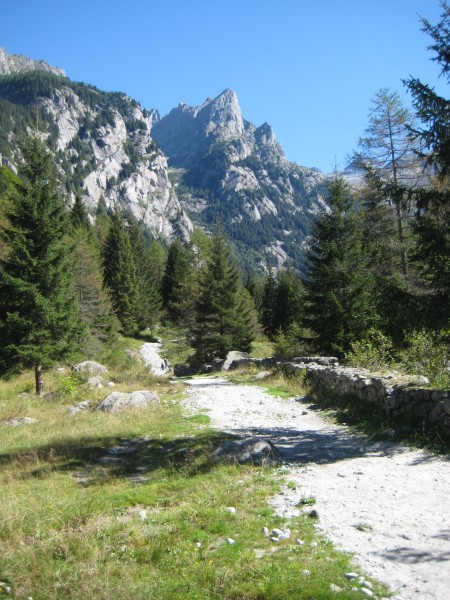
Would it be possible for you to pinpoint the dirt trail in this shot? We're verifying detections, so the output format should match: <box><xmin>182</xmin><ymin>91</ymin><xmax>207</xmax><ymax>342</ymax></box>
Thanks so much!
<box><xmin>182</xmin><ymin>376</ymin><xmax>450</xmax><ymax>600</ymax></box>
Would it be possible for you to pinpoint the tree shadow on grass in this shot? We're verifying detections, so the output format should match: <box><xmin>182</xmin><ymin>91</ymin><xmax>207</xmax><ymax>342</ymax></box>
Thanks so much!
<box><xmin>0</xmin><ymin>430</ymin><xmax>237</xmax><ymax>485</ymax></box>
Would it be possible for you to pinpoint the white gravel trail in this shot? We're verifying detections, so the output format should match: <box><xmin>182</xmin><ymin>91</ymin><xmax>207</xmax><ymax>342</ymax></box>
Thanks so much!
<box><xmin>182</xmin><ymin>375</ymin><xmax>450</xmax><ymax>600</ymax></box>
<box><xmin>140</xmin><ymin>342</ymin><xmax>167</xmax><ymax>376</ymax></box>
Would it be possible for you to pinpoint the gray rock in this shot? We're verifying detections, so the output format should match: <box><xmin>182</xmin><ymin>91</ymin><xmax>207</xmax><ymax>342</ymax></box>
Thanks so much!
<box><xmin>253</xmin><ymin>371</ymin><xmax>272</xmax><ymax>380</ymax></box>
<box><xmin>72</xmin><ymin>361</ymin><xmax>108</xmax><ymax>375</ymax></box>
<box><xmin>7</xmin><ymin>416</ymin><xmax>38</xmax><ymax>427</ymax></box>
<box><xmin>95</xmin><ymin>390</ymin><xmax>160</xmax><ymax>413</ymax></box>
<box><xmin>213</xmin><ymin>437</ymin><xmax>281</xmax><ymax>466</ymax></box>
<box><xmin>87</xmin><ymin>375</ymin><xmax>104</xmax><ymax>389</ymax></box>
<box><xmin>222</xmin><ymin>351</ymin><xmax>250</xmax><ymax>371</ymax></box>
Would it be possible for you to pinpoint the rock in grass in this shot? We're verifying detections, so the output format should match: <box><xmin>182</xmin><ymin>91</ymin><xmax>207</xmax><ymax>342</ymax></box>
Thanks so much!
<box><xmin>213</xmin><ymin>437</ymin><xmax>281</xmax><ymax>466</ymax></box>
<box><xmin>95</xmin><ymin>390</ymin><xmax>159</xmax><ymax>413</ymax></box>
<box><xmin>7</xmin><ymin>417</ymin><xmax>38</xmax><ymax>427</ymax></box>
<box><xmin>72</xmin><ymin>360</ymin><xmax>108</xmax><ymax>375</ymax></box>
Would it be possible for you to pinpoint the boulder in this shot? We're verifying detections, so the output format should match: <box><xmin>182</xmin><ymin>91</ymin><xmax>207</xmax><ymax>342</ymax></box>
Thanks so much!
<box><xmin>222</xmin><ymin>351</ymin><xmax>250</xmax><ymax>371</ymax></box>
<box><xmin>87</xmin><ymin>375</ymin><xmax>105</xmax><ymax>389</ymax></box>
<box><xmin>213</xmin><ymin>437</ymin><xmax>281</xmax><ymax>466</ymax></box>
<box><xmin>95</xmin><ymin>390</ymin><xmax>159</xmax><ymax>413</ymax></box>
<box><xmin>72</xmin><ymin>361</ymin><xmax>108</xmax><ymax>375</ymax></box>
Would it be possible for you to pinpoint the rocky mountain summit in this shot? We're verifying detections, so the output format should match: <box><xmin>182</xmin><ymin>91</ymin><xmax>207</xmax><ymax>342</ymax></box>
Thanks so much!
<box><xmin>0</xmin><ymin>47</ymin><xmax>65</xmax><ymax>77</ymax></box>
<box><xmin>0</xmin><ymin>48</ymin><xmax>327</xmax><ymax>270</ymax></box>
<box><xmin>153</xmin><ymin>89</ymin><xmax>327</xmax><ymax>269</ymax></box>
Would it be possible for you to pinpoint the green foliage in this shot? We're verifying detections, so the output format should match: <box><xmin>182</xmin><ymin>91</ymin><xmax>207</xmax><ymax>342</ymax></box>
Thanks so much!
<box><xmin>397</xmin><ymin>330</ymin><xmax>450</xmax><ymax>388</ymax></box>
<box><xmin>345</xmin><ymin>329</ymin><xmax>394</xmax><ymax>370</ymax></box>
<box><xmin>303</xmin><ymin>178</ymin><xmax>376</xmax><ymax>357</ymax></box>
<box><xmin>0</xmin><ymin>135</ymin><xmax>80</xmax><ymax>390</ymax></box>
<box><xmin>161</xmin><ymin>239</ymin><xmax>194</xmax><ymax>324</ymax></box>
<box><xmin>190</xmin><ymin>227</ymin><xmax>257</xmax><ymax>361</ymax></box>
<box><xmin>102</xmin><ymin>207</ymin><xmax>139</xmax><ymax>336</ymax></box>
<box><xmin>273</xmin><ymin>322</ymin><xmax>312</xmax><ymax>359</ymax></box>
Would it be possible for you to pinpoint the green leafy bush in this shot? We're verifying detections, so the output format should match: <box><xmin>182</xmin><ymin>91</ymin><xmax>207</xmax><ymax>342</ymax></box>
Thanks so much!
<box><xmin>397</xmin><ymin>329</ymin><xmax>450</xmax><ymax>388</ymax></box>
<box><xmin>346</xmin><ymin>329</ymin><xmax>393</xmax><ymax>370</ymax></box>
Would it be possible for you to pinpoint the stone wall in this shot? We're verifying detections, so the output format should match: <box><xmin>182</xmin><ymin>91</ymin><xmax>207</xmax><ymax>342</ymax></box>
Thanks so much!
<box><xmin>229</xmin><ymin>356</ymin><xmax>450</xmax><ymax>437</ymax></box>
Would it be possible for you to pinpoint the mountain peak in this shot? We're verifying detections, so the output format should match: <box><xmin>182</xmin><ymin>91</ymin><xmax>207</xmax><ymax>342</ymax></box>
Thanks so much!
<box><xmin>0</xmin><ymin>47</ymin><xmax>65</xmax><ymax>77</ymax></box>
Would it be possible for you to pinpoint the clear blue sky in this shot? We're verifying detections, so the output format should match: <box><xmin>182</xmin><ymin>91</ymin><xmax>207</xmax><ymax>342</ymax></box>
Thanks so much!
<box><xmin>1</xmin><ymin>0</ymin><xmax>447</xmax><ymax>172</ymax></box>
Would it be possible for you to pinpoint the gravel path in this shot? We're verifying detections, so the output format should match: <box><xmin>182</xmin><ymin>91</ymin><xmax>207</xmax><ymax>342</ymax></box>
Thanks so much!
<box><xmin>182</xmin><ymin>376</ymin><xmax>450</xmax><ymax>600</ymax></box>
<box><xmin>140</xmin><ymin>342</ymin><xmax>168</xmax><ymax>375</ymax></box>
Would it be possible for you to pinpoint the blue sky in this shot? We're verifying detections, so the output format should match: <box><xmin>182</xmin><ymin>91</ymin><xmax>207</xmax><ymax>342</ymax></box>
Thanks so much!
<box><xmin>1</xmin><ymin>0</ymin><xmax>447</xmax><ymax>172</ymax></box>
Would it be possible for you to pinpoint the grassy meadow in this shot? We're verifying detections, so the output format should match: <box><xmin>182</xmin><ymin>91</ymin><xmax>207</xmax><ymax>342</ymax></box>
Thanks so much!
<box><xmin>0</xmin><ymin>337</ymin><xmax>389</xmax><ymax>599</ymax></box>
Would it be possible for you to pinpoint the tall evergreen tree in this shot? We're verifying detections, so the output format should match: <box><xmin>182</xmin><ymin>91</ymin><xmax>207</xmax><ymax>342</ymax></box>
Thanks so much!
<box><xmin>261</xmin><ymin>267</ymin><xmax>277</xmax><ymax>338</ymax></box>
<box><xmin>405</xmin><ymin>2</ymin><xmax>450</xmax><ymax>319</ymax></box>
<box><xmin>71</xmin><ymin>227</ymin><xmax>118</xmax><ymax>354</ymax></box>
<box><xmin>190</xmin><ymin>227</ymin><xmax>256</xmax><ymax>362</ymax></box>
<box><xmin>70</xmin><ymin>193</ymin><xmax>90</xmax><ymax>230</ymax></box>
<box><xmin>303</xmin><ymin>178</ymin><xmax>375</xmax><ymax>356</ymax></box>
<box><xmin>102</xmin><ymin>206</ymin><xmax>139</xmax><ymax>336</ymax></box>
<box><xmin>161</xmin><ymin>239</ymin><xmax>194</xmax><ymax>324</ymax></box>
<box><xmin>127</xmin><ymin>216</ymin><xmax>162</xmax><ymax>333</ymax></box>
<box><xmin>0</xmin><ymin>135</ymin><xmax>79</xmax><ymax>394</ymax></box>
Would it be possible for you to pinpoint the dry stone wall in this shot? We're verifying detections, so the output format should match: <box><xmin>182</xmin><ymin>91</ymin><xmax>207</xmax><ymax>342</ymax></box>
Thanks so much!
<box><xmin>228</xmin><ymin>357</ymin><xmax>450</xmax><ymax>437</ymax></box>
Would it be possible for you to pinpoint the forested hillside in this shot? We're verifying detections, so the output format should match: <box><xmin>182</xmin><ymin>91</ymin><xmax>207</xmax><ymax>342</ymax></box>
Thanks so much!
<box><xmin>0</xmin><ymin>4</ymin><xmax>449</xmax><ymax>393</ymax></box>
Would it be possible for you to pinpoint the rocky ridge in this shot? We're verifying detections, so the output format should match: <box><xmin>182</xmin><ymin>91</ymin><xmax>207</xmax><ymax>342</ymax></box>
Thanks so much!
<box><xmin>0</xmin><ymin>48</ymin><xmax>327</xmax><ymax>268</ymax></box>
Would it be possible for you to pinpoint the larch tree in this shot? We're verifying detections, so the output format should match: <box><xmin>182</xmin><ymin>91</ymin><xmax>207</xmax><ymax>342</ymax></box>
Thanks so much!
<box><xmin>353</xmin><ymin>88</ymin><xmax>421</xmax><ymax>278</ymax></box>
<box><xmin>0</xmin><ymin>135</ymin><xmax>79</xmax><ymax>395</ymax></box>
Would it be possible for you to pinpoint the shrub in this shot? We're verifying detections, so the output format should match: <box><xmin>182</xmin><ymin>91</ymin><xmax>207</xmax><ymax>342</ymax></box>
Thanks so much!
<box><xmin>397</xmin><ymin>329</ymin><xmax>450</xmax><ymax>388</ymax></box>
<box><xmin>345</xmin><ymin>329</ymin><xmax>393</xmax><ymax>370</ymax></box>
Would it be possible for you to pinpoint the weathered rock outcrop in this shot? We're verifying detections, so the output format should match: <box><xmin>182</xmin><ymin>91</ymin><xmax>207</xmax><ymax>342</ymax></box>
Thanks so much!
<box><xmin>95</xmin><ymin>390</ymin><xmax>160</xmax><ymax>413</ymax></box>
<box><xmin>0</xmin><ymin>47</ymin><xmax>65</xmax><ymax>76</ymax></box>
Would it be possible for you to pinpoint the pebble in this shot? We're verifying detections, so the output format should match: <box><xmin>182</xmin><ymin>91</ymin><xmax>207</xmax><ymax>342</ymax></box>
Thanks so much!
<box><xmin>297</xmin><ymin>539</ymin><xmax>305</xmax><ymax>545</ymax></box>
<box><xmin>225</xmin><ymin>506</ymin><xmax>236</xmax><ymax>514</ymax></box>
<box><xmin>196</xmin><ymin>542</ymin><xmax>202</xmax><ymax>548</ymax></box>
<box><xmin>310</xmin><ymin>541</ymin><xmax>318</xmax><ymax>548</ymax></box>
<box><xmin>345</xmin><ymin>572</ymin><xmax>359</xmax><ymax>579</ymax></box>
<box><xmin>361</xmin><ymin>588</ymin><xmax>374</xmax><ymax>597</ymax></box>
<box><xmin>138</xmin><ymin>510</ymin><xmax>147</xmax><ymax>521</ymax></box>
<box><xmin>226</xmin><ymin>538</ymin><xmax>235</xmax><ymax>545</ymax></box>
<box><xmin>330</xmin><ymin>583</ymin><xmax>342</xmax><ymax>593</ymax></box>
<box><xmin>262</xmin><ymin>526</ymin><xmax>270</xmax><ymax>537</ymax></box>
<box><xmin>271</xmin><ymin>536</ymin><xmax>280</xmax><ymax>543</ymax></box>
<box><xmin>302</xmin><ymin>569</ymin><xmax>310</xmax><ymax>575</ymax></box>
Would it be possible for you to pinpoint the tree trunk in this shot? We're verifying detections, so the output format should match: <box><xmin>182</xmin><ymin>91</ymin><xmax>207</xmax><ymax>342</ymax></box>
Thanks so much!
<box><xmin>35</xmin><ymin>363</ymin><xmax>44</xmax><ymax>396</ymax></box>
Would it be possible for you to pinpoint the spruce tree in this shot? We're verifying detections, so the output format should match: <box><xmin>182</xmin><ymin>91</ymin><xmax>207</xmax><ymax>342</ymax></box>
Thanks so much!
<box><xmin>127</xmin><ymin>217</ymin><xmax>162</xmax><ymax>334</ymax></box>
<box><xmin>102</xmin><ymin>206</ymin><xmax>139</xmax><ymax>336</ymax></box>
<box><xmin>303</xmin><ymin>178</ymin><xmax>375</xmax><ymax>356</ymax></box>
<box><xmin>190</xmin><ymin>227</ymin><xmax>256</xmax><ymax>362</ymax></box>
<box><xmin>161</xmin><ymin>239</ymin><xmax>194</xmax><ymax>324</ymax></box>
<box><xmin>405</xmin><ymin>2</ymin><xmax>450</xmax><ymax>319</ymax></box>
<box><xmin>261</xmin><ymin>267</ymin><xmax>277</xmax><ymax>338</ymax></box>
<box><xmin>0</xmin><ymin>135</ymin><xmax>79</xmax><ymax>395</ymax></box>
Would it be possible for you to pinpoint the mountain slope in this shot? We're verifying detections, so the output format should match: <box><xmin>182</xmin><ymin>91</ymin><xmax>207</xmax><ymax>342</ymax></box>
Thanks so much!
<box><xmin>0</xmin><ymin>49</ymin><xmax>327</xmax><ymax>271</ymax></box>
<box><xmin>152</xmin><ymin>89</ymin><xmax>327</xmax><ymax>270</ymax></box>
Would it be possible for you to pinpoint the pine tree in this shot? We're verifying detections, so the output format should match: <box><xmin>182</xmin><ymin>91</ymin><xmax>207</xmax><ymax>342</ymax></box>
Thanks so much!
<box><xmin>161</xmin><ymin>239</ymin><xmax>194</xmax><ymax>324</ymax></box>
<box><xmin>0</xmin><ymin>135</ymin><xmax>79</xmax><ymax>394</ymax></box>
<box><xmin>127</xmin><ymin>217</ymin><xmax>162</xmax><ymax>334</ymax></box>
<box><xmin>70</xmin><ymin>193</ymin><xmax>90</xmax><ymax>230</ymax></box>
<box><xmin>102</xmin><ymin>206</ymin><xmax>139</xmax><ymax>336</ymax></box>
<box><xmin>190</xmin><ymin>227</ymin><xmax>256</xmax><ymax>362</ymax></box>
<box><xmin>303</xmin><ymin>178</ymin><xmax>375</xmax><ymax>356</ymax></box>
<box><xmin>261</xmin><ymin>267</ymin><xmax>277</xmax><ymax>338</ymax></box>
<box><xmin>405</xmin><ymin>2</ymin><xmax>450</xmax><ymax>319</ymax></box>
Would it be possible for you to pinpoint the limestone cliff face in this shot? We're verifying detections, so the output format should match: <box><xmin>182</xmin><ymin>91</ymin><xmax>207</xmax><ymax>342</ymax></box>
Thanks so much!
<box><xmin>0</xmin><ymin>49</ymin><xmax>327</xmax><ymax>270</ymax></box>
<box><xmin>0</xmin><ymin>49</ymin><xmax>192</xmax><ymax>241</ymax></box>
<box><xmin>152</xmin><ymin>89</ymin><xmax>326</xmax><ymax>270</ymax></box>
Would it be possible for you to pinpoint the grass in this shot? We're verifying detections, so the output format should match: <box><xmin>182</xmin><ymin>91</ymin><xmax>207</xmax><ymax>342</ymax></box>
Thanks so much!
<box><xmin>0</xmin><ymin>344</ymin><xmax>390</xmax><ymax>599</ymax></box>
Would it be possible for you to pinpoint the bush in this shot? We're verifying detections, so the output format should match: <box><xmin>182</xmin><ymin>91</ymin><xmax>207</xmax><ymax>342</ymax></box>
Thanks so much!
<box><xmin>396</xmin><ymin>329</ymin><xmax>450</xmax><ymax>388</ymax></box>
<box><xmin>345</xmin><ymin>329</ymin><xmax>393</xmax><ymax>370</ymax></box>
<box><xmin>273</xmin><ymin>323</ymin><xmax>312</xmax><ymax>359</ymax></box>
